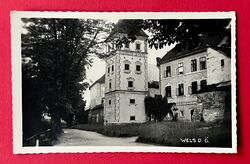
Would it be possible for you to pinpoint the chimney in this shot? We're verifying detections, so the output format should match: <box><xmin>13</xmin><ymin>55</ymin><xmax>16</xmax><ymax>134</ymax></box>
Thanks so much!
<box><xmin>156</xmin><ymin>57</ymin><xmax>161</xmax><ymax>67</ymax></box>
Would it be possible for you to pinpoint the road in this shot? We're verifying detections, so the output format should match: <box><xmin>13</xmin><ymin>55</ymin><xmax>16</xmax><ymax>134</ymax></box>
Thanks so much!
<box><xmin>54</xmin><ymin>129</ymin><xmax>151</xmax><ymax>146</ymax></box>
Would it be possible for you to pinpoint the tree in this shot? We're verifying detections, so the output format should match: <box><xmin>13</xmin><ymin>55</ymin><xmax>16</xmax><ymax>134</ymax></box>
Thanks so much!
<box><xmin>144</xmin><ymin>96</ymin><xmax>174</xmax><ymax>122</ymax></box>
<box><xmin>22</xmin><ymin>18</ymin><xmax>112</xmax><ymax>139</ymax></box>
<box><xmin>114</xmin><ymin>19</ymin><xmax>231</xmax><ymax>50</ymax></box>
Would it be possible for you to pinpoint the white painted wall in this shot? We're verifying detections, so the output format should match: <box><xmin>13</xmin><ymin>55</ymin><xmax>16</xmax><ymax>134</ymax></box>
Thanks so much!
<box><xmin>207</xmin><ymin>48</ymin><xmax>231</xmax><ymax>85</ymax></box>
<box><xmin>118</xmin><ymin>92</ymin><xmax>146</xmax><ymax>123</ymax></box>
<box><xmin>104</xmin><ymin>91</ymin><xmax>147</xmax><ymax>123</ymax></box>
<box><xmin>159</xmin><ymin>51</ymin><xmax>208</xmax><ymax>104</ymax></box>
<box><xmin>104</xmin><ymin>36</ymin><xmax>148</xmax><ymax>123</ymax></box>
<box><xmin>89</xmin><ymin>83</ymin><xmax>105</xmax><ymax>109</ymax></box>
<box><xmin>119</xmin><ymin>53</ymin><xmax>147</xmax><ymax>91</ymax></box>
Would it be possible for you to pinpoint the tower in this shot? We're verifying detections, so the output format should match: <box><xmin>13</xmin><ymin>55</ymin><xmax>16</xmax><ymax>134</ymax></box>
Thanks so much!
<box><xmin>104</xmin><ymin>23</ymin><xmax>148</xmax><ymax>123</ymax></box>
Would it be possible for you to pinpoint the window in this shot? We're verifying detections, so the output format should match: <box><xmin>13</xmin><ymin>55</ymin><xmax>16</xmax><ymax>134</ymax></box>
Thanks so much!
<box><xmin>130</xmin><ymin>99</ymin><xmax>135</xmax><ymax>104</ymax></box>
<box><xmin>165</xmin><ymin>66</ymin><xmax>171</xmax><ymax>77</ymax></box>
<box><xmin>200</xmin><ymin>57</ymin><xmax>206</xmax><ymax>70</ymax></box>
<box><xmin>108</xmin><ymin>67</ymin><xmax>110</xmax><ymax>73</ymax></box>
<box><xmin>180</xmin><ymin>110</ymin><xmax>184</xmax><ymax>117</ymax></box>
<box><xmin>191</xmin><ymin>59</ymin><xmax>197</xmax><ymax>72</ymax></box>
<box><xmin>116</xmin><ymin>44</ymin><xmax>121</xmax><ymax>49</ymax></box>
<box><xmin>135</xmin><ymin>43</ymin><xmax>141</xmax><ymax>50</ymax></box>
<box><xmin>136</xmin><ymin>65</ymin><xmax>141</xmax><ymax>72</ymax></box>
<box><xmin>178</xmin><ymin>62</ymin><xmax>184</xmax><ymax>74</ymax></box>
<box><xmin>191</xmin><ymin>81</ymin><xmax>198</xmax><ymax>94</ymax></box>
<box><xmin>108</xmin><ymin>100</ymin><xmax>111</xmax><ymax>105</ymax></box>
<box><xmin>177</xmin><ymin>83</ymin><xmax>184</xmax><ymax>96</ymax></box>
<box><xmin>125</xmin><ymin>64</ymin><xmax>130</xmax><ymax>70</ymax></box>
<box><xmin>128</xmin><ymin>81</ymin><xmax>133</xmax><ymax>88</ymax></box>
<box><xmin>109</xmin><ymin>82</ymin><xmax>112</xmax><ymax>89</ymax></box>
<box><xmin>108</xmin><ymin>45</ymin><xmax>111</xmax><ymax>52</ymax></box>
<box><xmin>111</xmin><ymin>65</ymin><xmax>114</xmax><ymax>72</ymax></box>
<box><xmin>125</xmin><ymin>42</ymin><xmax>130</xmax><ymax>48</ymax></box>
<box><xmin>130</xmin><ymin>116</ymin><xmax>136</xmax><ymax>121</ymax></box>
<box><xmin>165</xmin><ymin>86</ymin><xmax>171</xmax><ymax>97</ymax></box>
<box><xmin>221</xmin><ymin>59</ymin><xmax>224</xmax><ymax>67</ymax></box>
<box><xmin>200</xmin><ymin>80</ymin><xmax>207</xmax><ymax>90</ymax></box>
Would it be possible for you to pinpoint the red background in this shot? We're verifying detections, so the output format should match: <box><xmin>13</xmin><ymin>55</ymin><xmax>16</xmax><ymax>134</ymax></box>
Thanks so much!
<box><xmin>0</xmin><ymin>0</ymin><xmax>248</xmax><ymax>163</ymax></box>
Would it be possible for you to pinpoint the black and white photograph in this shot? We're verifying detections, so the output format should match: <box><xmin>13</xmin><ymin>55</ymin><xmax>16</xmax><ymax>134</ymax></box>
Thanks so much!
<box><xmin>11</xmin><ymin>12</ymin><xmax>236</xmax><ymax>154</ymax></box>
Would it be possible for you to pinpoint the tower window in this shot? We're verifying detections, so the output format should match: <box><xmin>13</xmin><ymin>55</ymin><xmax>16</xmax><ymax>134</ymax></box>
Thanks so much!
<box><xmin>136</xmin><ymin>65</ymin><xmax>141</xmax><ymax>71</ymax></box>
<box><xmin>108</xmin><ymin>67</ymin><xmax>110</xmax><ymax>73</ymax></box>
<box><xmin>130</xmin><ymin>116</ymin><xmax>136</xmax><ymax>121</ymax></box>
<box><xmin>135</xmin><ymin>43</ymin><xmax>141</xmax><ymax>50</ymax></box>
<box><xmin>128</xmin><ymin>81</ymin><xmax>133</xmax><ymax>88</ymax></box>
<box><xmin>180</xmin><ymin>110</ymin><xmax>184</xmax><ymax>117</ymax></box>
<box><xmin>200</xmin><ymin>57</ymin><xmax>206</xmax><ymax>70</ymax></box>
<box><xmin>109</xmin><ymin>82</ymin><xmax>112</xmax><ymax>89</ymax></box>
<box><xmin>221</xmin><ymin>59</ymin><xmax>224</xmax><ymax>67</ymax></box>
<box><xmin>125</xmin><ymin>64</ymin><xmax>130</xmax><ymax>70</ymax></box>
<box><xmin>191</xmin><ymin>59</ymin><xmax>197</xmax><ymax>72</ymax></box>
<box><xmin>130</xmin><ymin>99</ymin><xmax>135</xmax><ymax>104</ymax></box>
<box><xmin>108</xmin><ymin>100</ymin><xmax>111</xmax><ymax>105</ymax></box>
<box><xmin>112</xmin><ymin>65</ymin><xmax>114</xmax><ymax>72</ymax></box>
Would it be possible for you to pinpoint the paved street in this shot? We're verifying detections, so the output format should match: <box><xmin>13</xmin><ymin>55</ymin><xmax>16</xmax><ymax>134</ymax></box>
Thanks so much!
<box><xmin>54</xmin><ymin>129</ymin><xmax>151</xmax><ymax>146</ymax></box>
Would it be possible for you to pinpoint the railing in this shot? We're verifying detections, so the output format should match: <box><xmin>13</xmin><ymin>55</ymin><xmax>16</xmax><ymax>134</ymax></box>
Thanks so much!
<box><xmin>24</xmin><ymin>129</ymin><xmax>52</xmax><ymax>146</ymax></box>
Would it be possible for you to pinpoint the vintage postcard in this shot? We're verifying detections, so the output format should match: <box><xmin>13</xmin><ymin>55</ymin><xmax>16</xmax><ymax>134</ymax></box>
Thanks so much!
<box><xmin>11</xmin><ymin>11</ymin><xmax>236</xmax><ymax>154</ymax></box>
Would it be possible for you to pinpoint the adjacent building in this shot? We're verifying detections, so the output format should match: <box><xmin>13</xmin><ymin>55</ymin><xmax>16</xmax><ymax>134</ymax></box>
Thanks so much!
<box><xmin>157</xmin><ymin>34</ymin><xmax>231</xmax><ymax>121</ymax></box>
<box><xmin>88</xmin><ymin>75</ymin><xmax>105</xmax><ymax>124</ymax></box>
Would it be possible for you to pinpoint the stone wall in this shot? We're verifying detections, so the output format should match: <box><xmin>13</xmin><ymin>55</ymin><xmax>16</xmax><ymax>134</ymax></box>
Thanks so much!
<box><xmin>197</xmin><ymin>90</ymin><xmax>229</xmax><ymax>122</ymax></box>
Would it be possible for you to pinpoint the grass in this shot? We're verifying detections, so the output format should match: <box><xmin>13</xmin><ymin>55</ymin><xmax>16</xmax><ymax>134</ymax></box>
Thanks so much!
<box><xmin>136</xmin><ymin>120</ymin><xmax>231</xmax><ymax>147</ymax></box>
<box><xmin>73</xmin><ymin>120</ymin><xmax>231</xmax><ymax>147</ymax></box>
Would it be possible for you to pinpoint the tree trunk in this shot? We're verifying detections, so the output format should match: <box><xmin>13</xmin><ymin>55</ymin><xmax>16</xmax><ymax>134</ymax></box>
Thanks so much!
<box><xmin>51</xmin><ymin>110</ymin><xmax>62</xmax><ymax>140</ymax></box>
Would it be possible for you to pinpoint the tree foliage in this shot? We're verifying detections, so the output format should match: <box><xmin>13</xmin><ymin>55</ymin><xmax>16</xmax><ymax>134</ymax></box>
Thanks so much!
<box><xmin>115</xmin><ymin>19</ymin><xmax>231</xmax><ymax>50</ymax></box>
<box><xmin>22</xmin><ymin>18</ymin><xmax>112</xmax><ymax>140</ymax></box>
<box><xmin>144</xmin><ymin>96</ymin><xmax>173</xmax><ymax>121</ymax></box>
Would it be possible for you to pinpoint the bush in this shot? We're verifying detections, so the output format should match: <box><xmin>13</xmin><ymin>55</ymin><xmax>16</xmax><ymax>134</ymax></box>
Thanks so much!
<box><xmin>100</xmin><ymin>124</ymin><xmax>140</xmax><ymax>137</ymax></box>
<box><xmin>72</xmin><ymin>124</ymin><xmax>103</xmax><ymax>132</ymax></box>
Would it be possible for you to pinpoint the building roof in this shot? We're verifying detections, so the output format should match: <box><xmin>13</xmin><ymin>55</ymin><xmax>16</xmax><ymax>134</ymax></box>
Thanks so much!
<box><xmin>91</xmin><ymin>104</ymin><xmax>104</xmax><ymax>111</ymax></box>
<box><xmin>159</xmin><ymin>32</ymin><xmax>231</xmax><ymax>64</ymax></box>
<box><xmin>197</xmin><ymin>81</ymin><xmax>231</xmax><ymax>93</ymax></box>
<box><xmin>89</xmin><ymin>74</ymin><xmax>105</xmax><ymax>89</ymax></box>
<box><xmin>106</xmin><ymin>19</ymin><xmax>148</xmax><ymax>42</ymax></box>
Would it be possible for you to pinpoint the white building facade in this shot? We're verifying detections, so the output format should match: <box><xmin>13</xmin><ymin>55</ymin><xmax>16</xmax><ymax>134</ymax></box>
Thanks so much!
<box><xmin>158</xmin><ymin>46</ymin><xmax>231</xmax><ymax>121</ymax></box>
<box><xmin>104</xmin><ymin>30</ymin><xmax>150</xmax><ymax>123</ymax></box>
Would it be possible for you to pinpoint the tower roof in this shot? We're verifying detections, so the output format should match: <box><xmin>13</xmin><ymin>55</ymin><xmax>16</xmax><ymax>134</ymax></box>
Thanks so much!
<box><xmin>106</xmin><ymin>19</ymin><xmax>148</xmax><ymax>42</ymax></box>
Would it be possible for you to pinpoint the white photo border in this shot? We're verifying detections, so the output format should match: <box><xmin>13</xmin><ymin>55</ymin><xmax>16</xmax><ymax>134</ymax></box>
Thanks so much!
<box><xmin>11</xmin><ymin>11</ymin><xmax>237</xmax><ymax>154</ymax></box>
